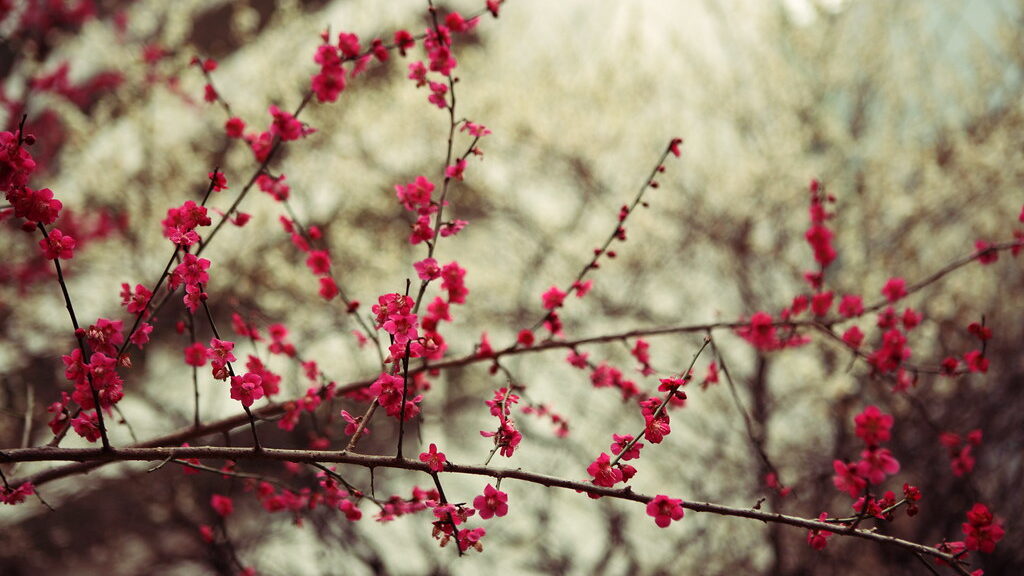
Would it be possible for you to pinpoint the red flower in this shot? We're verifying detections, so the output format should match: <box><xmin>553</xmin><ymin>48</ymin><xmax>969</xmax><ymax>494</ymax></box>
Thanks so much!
<box><xmin>737</xmin><ymin>311</ymin><xmax>778</xmax><ymax>351</ymax></box>
<box><xmin>337</xmin><ymin>32</ymin><xmax>360</xmax><ymax>58</ymax></box>
<box><xmin>838</xmin><ymin>294</ymin><xmax>864</xmax><ymax>317</ymax></box>
<box><xmin>963</xmin><ymin>350</ymin><xmax>988</xmax><ymax>373</ymax></box>
<box><xmin>225</xmin><ymin>117</ymin><xmax>245</xmax><ymax>138</ymax></box>
<box><xmin>853</xmin><ymin>405</ymin><xmax>893</xmax><ymax>447</ymax></box>
<box><xmin>587</xmin><ymin>452</ymin><xmax>623</xmax><ymax>487</ymax></box>
<box><xmin>566</xmin><ymin>350</ymin><xmax>588</xmax><ymax>368</ymax></box>
<box><xmin>472</xmin><ymin>484</ymin><xmax>509</xmax><ymax>519</ymax></box>
<box><xmin>962</xmin><ymin>503</ymin><xmax>1005</xmax><ymax>553</ymax></box>
<box><xmin>71</xmin><ymin>411</ymin><xmax>101</xmax><ymax>442</ymax></box>
<box><xmin>807</xmin><ymin>513</ymin><xmax>834</xmax><ymax>550</ymax></box>
<box><xmin>319</xmin><ymin>277</ymin><xmax>339</xmax><ymax>300</ymax></box>
<box><xmin>541</xmin><ymin>286</ymin><xmax>566</xmax><ymax>310</ymax></box>
<box><xmin>0</xmin><ymin>482</ymin><xmax>35</xmax><ymax>506</ymax></box>
<box><xmin>811</xmin><ymin>291</ymin><xmax>834</xmax><ymax>316</ymax></box>
<box><xmin>268</xmin><ymin>105</ymin><xmax>307</xmax><ymax>141</ymax></box>
<box><xmin>229</xmin><ymin>372</ymin><xmax>264</xmax><ymax>407</ymax></box>
<box><xmin>184</xmin><ymin>342</ymin><xmax>207</xmax><ymax>367</ymax></box>
<box><xmin>445</xmin><ymin>12</ymin><xmax>477</xmax><ymax>33</ymax></box>
<box><xmin>445</xmin><ymin>159</ymin><xmax>467</xmax><ymax>181</ymax></box>
<box><xmin>832</xmin><ymin>460</ymin><xmax>866</xmax><ymax>497</ymax></box>
<box><xmin>419</xmin><ymin>443</ymin><xmax>446</xmax><ymax>472</ymax></box>
<box><xmin>669</xmin><ymin>137</ymin><xmax>683</xmax><ymax>158</ymax></box>
<box><xmin>414</xmin><ymin>257</ymin><xmax>441</xmax><ymax>281</ymax></box>
<box><xmin>211</xmin><ymin>494</ymin><xmax>234</xmax><ymax>517</ymax></box>
<box><xmin>39</xmin><ymin>228</ymin><xmax>76</xmax><ymax>259</ymax></box>
<box><xmin>610</xmin><ymin>434</ymin><xmax>643</xmax><ymax>461</ymax></box>
<box><xmin>394</xmin><ymin>30</ymin><xmax>415</xmax><ymax>55</ymax></box>
<box><xmin>856</xmin><ymin>447</ymin><xmax>900</xmax><ymax>484</ymax></box>
<box><xmin>974</xmin><ymin>240</ymin><xmax>998</xmax><ymax>264</ymax></box>
<box><xmin>306</xmin><ymin>250</ymin><xmax>332</xmax><ymax>276</ymax></box>
<box><xmin>842</xmin><ymin>326</ymin><xmax>864</xmax><ymax>348</ymax></box>
<box><xmin>646</xmin><ymin>495</ymin><xmax>684</xmax><ymax>527</ymax></box>
<box><xmin>8</xmin><ymin>186</ymin><xmax>62</xmax><ymax>225</ymax></box>
<box><xmin>882</xmin><ymin>277</ymin><xmax>907</xmax><ymax>302</ymax></box>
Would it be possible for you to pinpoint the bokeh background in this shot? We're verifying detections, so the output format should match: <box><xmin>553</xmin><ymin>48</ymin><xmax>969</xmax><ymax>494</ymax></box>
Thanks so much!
<box><xmin>1</xmin><ymin>0</ymin><xmax>1022</xmax><ymax>574</ymax></box>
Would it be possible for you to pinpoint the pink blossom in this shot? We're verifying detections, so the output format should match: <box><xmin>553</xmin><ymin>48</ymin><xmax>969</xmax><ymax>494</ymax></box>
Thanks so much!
<box><xmin>541</xmin><ymin>286</ymin><xmax>566</xmax><ymax>310</ymax></box>
<box><xmin>807</xmin><ymin>512</ymin><xmax>833</xmax><ymax>550</ymax></box>
<box><xmin>211</xmin><ymin>494</ymin><xmax>234</xmax><ymax>517</ymax></box>
<box><xmin>587</xmin><ymin>453</ymin><xmax>624</xmax><ymax>487</ymax></box>
<box><xmin>225</xmin><ymin>117</ymin><xmax>245</xmax><ymax>138</ymax></box>
<box><xmin>646</xmin><ymin>495</ymin><xmax>684</xmax><ymax>527</ymax></box>
<box><xmin>610</xmin><ymin>434</ymin><xmax>643</xmax><ymax>461</ymax></box>
<box><xmin>854</xmin><ymin>405</ymin><xmax>893</xmax><ymax>447</ymax></box>
<box><xmin>962</xmin><ymin>503</ymin><xmax>1005</xmax><ymax>553</ymax></box>
<box><xmin>445</xmin><ymin>159</ymin><xmax>466</xmax><ymax>181</ymax></box>
<box><xmin>811</xmin><ymin>291</ymin><xmax>833</xmax><ymax>316</ymax></box>
<box><xmin>566</xmin><ymin>350</ymin><xmax>589</xmax><ymax>369</ymax></box>
<box><xmin>419</xmin><ymin>443</ymin><xmax>446</xmax><ymax>472</ymax></box>
<box><xmin>319</xmin><ymin>277</ymin><xmax>339</xmax><ymax>300</ymax></box>
<box><xmin>208</xmin><ymin>171</ymin><xmax>227</xmax><ymax>192</ymax></box>
<box><xmin>414</xmin><ymin>257</ymin><xmax>441</xmax><ymax>281</ymax></box>
<box><xmin>306</xmin><ymin>250</ymin><xmax>331</xmax><ymax>275</ymax></box>
<box><xmin>669</xmin><ymin>137</ymin><xmax>683</xmax><ymax>157</ymax></box>
<box><xmin>856</xmin><ymin>447</ymin><xmax>900</xmax><ymax>484</ymax></box>
<box><xmin>737</xmin><ymin>311</ymin><xmax>778</xmax><ymax>351</ymax></box>
<box><xmin>7</xmin><ymin>186</ymin><xmax>61</xmax><ymax>225</ymax></box>
<box><xmin>337</xmin><ymin>32</ymin><xmax>360</xmax><ymax>57</ymax></box>
<box><xmin>832</xmin><ymin>460</ymin><xmax>866</xmax><ymax>497</ymax></box>
<box><xmin>268</xmin><ymin>105</ymin><xmax>306</xmax><ymax>141</ymax></box>
<box><xmin>230</xmin><ymin>372</ymin><xmax>265</xmax><ymax>407</ymax></box>
<box><xmin>440</xmin><ymin>262</ymin><xmax>468</xmax><ymax>303</ymax></box>
<box><xmin>71</xmin><ymin>411</ymin><xmax>101</xmax><ymax>442</ymax></box>
<box><xmin>39</xmin><ymin>228</ymin><xmax>76</xmax><ymax>259</ymax></box>
<box><xmin>0</xmin><ymin>482</ymin><xmax>35</xmax><ymax>506</ymax></box>
<box><xmin>472</xmin><ymin>484</ymin><xmax>509</xmax><ymax>519</ymax></box>
<box><xmin>184</xmin><ymin>342</ymin><xmax>207</xmax><ymax>367</ymax></box>
<box><xmin>882</xmin><ymin>277</ymin><xmax>907</xmax><ymax>302</ymax></box>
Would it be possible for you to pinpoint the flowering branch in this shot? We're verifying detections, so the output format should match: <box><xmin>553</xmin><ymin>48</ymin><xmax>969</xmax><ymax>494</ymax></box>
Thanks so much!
<box><xmin>0</xmin><ymin>444</ymin><xmax>973</xmax><ymax>571</ymax></box>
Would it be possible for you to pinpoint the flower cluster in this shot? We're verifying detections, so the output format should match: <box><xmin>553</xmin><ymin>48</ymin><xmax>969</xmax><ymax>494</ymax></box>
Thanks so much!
<box><xmin>961</xmin><ymin>503</ymin><xmax>1005</xmax><ymax>554</ymax></box>
<box><xmin>939</xmin><ymin>429</ymin><xmax>982</xmax><ymax>477</ymax></box>
<box><xmin>207</xmin><ymin>338</ymin><xmax>236</xmax><ymax>380</ymax></box>
<box><xmin>395</xmin><ymin>176</ymin><xmax>440</xmax><ymax>245</ymax></box>
<box><xmin>630</xmin><ymin>338</ymin><xmax>655</xmax><ymax>376</ymax></box>
<box><xmin>589</xmin><ymin>363</ymin><xmax>640</xmax><ymax>401</ymax></box>
<box><xmin>520</xmin><ymin>403</ymin><xmax>570</xmax><ymax>438</ymax></box>
<box><xmin>736</xmin><ymin>311</ymin><xmax>809</xmax><ymax>351</ymax></box>
<box><xmin>815</xmin><ymin>406</ymin><xmax>917</xmax><ymax>550</ymax></box>
<box><xmin>0</xmin><ymin>130</ymin><xmax>38</xmax><ymax>193</ymax></box>
<box><xmin>372</xmin><ymin>292</ymin><xmax>427</xmax><ymax>362</ymax></box>
<box><xmin>586</xmin><ymin>452</ymin><xmax>634</xmax><ymax>488</ymax></box>
<box><xmin>804</xmin><ymin>179</ymin><xmax>837</xmax><ymax>272</ymax></box>
<box><xmin>0</xmin><ymin>482</ymin><xmax>35</xmax><ymax>506</ymax></box>
<box><xmin>430</xmin><ymin>501</ymin><xmax>486</xmax><ymax>553</ymax></box>
<box><xmin>161</xmin><ymin>200</ymin><xmax>211</xmax><ymax>247</ymax></box>
<box><xmin>833</xmin><ymin>405</ymin><xmax>901</xmax><ymax>498</ymax></box>
<box><xmin>310</xmin><ymin>35</ymin><xmax>349</xmax><ymax>103</ymax></box>
<box><xmin>481</xmin><ymin>387</ymin><xmax>523</xmax><ymax>458</ymax></box>
<box><xmin>375</xmin><ymin>486</ymin><xmax>439</xmax><ymax>522</ymax></box>
<box><xmin>61</xmin><ymin>346</ymin><xmax>124</xmax><ymax>438</ymax></box>
<box><xmin>369</xmin><ymin>372</ymin><xmax>421</xmax><ymax>421</ymax></box>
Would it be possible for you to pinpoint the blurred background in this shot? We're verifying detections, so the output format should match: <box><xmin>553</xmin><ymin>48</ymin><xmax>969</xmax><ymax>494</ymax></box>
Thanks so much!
<box><xmin>1</xmin><ymin>0</ymin><xmax>1022</xmax><ymax>574</ymax></box>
